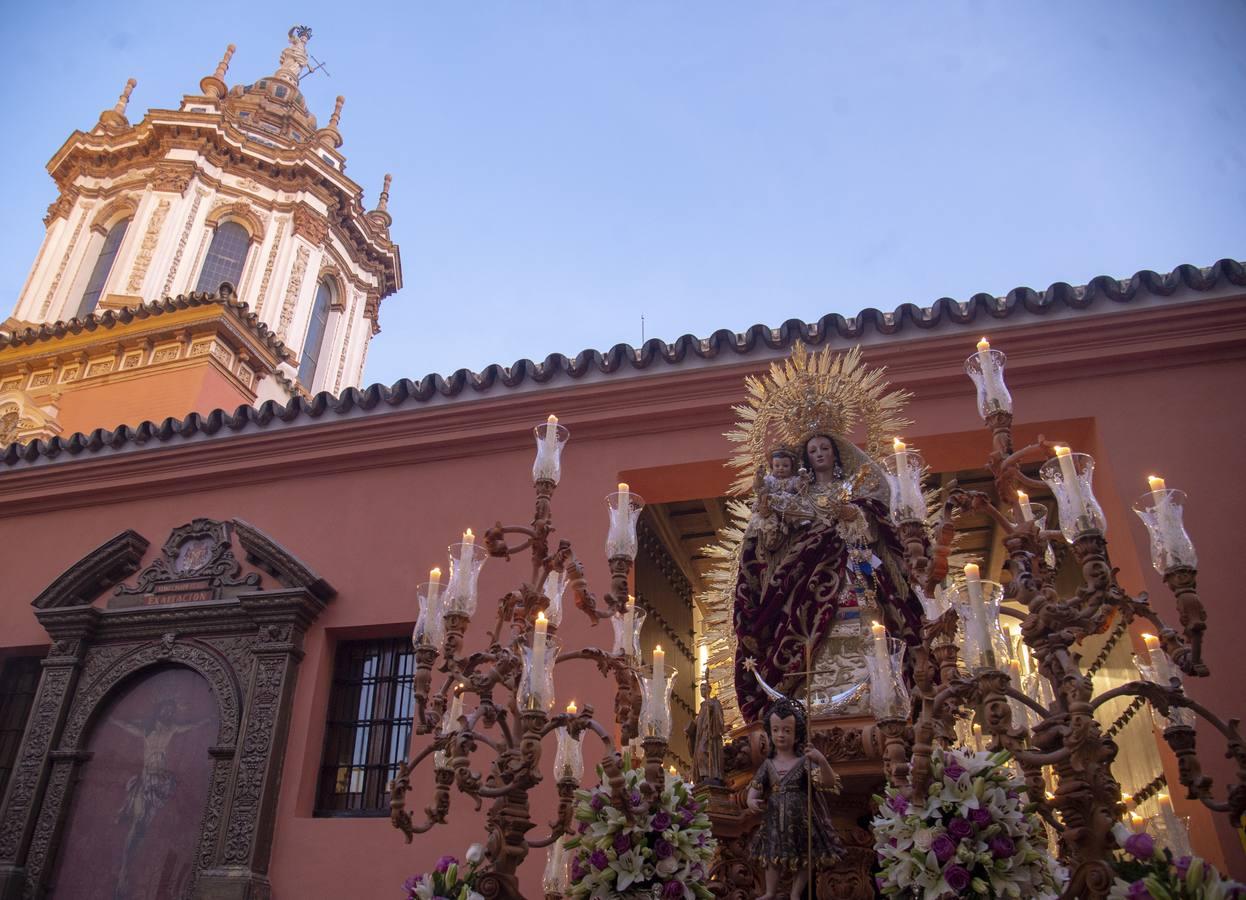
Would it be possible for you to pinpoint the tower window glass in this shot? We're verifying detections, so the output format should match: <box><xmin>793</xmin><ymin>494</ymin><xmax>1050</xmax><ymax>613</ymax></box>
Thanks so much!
<box><xmin>194</xmin><ymin>221</ymin><xmax>251</xmax><ymax>294</ymax></box>
<box><xmin>75</xmin><ymin>218</ymin><xmax>130</xmax><ymax>319</ymax></box>
<box><xmin>298</xmin><ymin>279</ymin><xmax>334</xmax><ymax>388</ymax></box>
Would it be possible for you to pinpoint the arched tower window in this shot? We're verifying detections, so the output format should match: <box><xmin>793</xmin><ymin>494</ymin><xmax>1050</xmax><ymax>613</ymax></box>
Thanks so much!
<box><xmin>298</xmin><ymin>279</ymin><xmax>334</xmax><ymax>388</ymax></box>
<box><xmin>194</xmin><ymin>221</ymin><xmax>251</xmax><ymax>293</ymax></box>
<box><xmin>75</xmin><ymin>219</ymin><xmax>130</xmax><ymax>319</ymax></box>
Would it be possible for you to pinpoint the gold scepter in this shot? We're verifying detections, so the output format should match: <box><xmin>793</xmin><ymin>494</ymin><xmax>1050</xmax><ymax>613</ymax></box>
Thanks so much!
<box><xmin>805</xmin><ymin>637</ymin><xmax>814</xmax><ymax>900</ymax></box>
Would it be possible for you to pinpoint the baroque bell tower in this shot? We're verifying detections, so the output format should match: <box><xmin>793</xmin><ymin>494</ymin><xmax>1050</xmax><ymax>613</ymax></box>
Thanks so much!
<box><xmin>0</xmin><ymin>26</ymin><xmax>401</xmax><ymax>446</ymax></box>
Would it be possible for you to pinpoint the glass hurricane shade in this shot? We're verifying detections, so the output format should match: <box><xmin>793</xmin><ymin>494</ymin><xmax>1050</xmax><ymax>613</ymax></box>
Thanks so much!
<box><xmin>881</xmin><ymin>448</ymin><xmax>926</xmax><ymax>522</ymax></box>
<box><xmin>518</xmin><ymin>636</ymin><xmax>561</xmax><ymax>712</ymax></box>
<box><xmin>413</xmin><ymin>580</ymin><xmax>446</xmax><ymax>649</ymax></box>
<box><xmin>610</xmin><ymin>606</ymin><xmax>647</xmax><ymax>659</ymax></box>
<box><xmin>963</xmin><ymin>347</ymin><xmax>1013</xmax><ymax>418</ymax></box>
<box><xmin>951</xmin><ymin>579</ymin><xmax>1011</xmax><ymax>671</ymax></box>
<box><xmin>865</xmin><ymin>635</ymin><xmax>910</xmax><ymax>719</ymax></box>
<box><xmin>1039</xmin><ymin>452</ymin><xmax>1107</xmax><ymax>541</ymax></box>
<box><xmin>1133</xmin><ymin>489</ymin><xmax>1197</xmax><ymax>573</ymax></box>
<box><xmin>638</xmin><ymin>665</ymin><xmax>678</xmax><ymax>739</ymax></box>
<box><xmin>444</xmin><ymin>541</ymin><xmax>488</xmax><ymax>616</ymax></box>
<box><xmin>532</xmin><ymin>420</ymin><xmax>569</xmax><ymax>484</ymax></box>
<box><xmin>605</xmin><ymin>489</ymin><xmax>645</xmax><ymax>560</ymax></box>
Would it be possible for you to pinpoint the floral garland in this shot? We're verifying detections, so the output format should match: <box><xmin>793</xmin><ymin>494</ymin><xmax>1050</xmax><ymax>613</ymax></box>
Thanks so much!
<box><xmin>403</xmin><ymin>844</ymin><xmax>485</xmax><ymax>900</ymax></box>
<box><xmin>872</xmin><ymin>747</ymin><xmax>1065</xmax><ymax>900</ymax></box>
<box><xmin>565</xmin><ymin>763</ymin><xmax>717</xmax><ymax>899</ymax></box>
<box><xmin>1108</xmin><ymin>822</ymin><xmax>1245</xmax><ymax>899</ymax></box>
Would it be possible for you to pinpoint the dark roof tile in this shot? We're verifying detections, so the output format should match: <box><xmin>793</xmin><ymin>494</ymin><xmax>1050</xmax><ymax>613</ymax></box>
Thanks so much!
<box><xmin>2</xmin><ymin>258</ymin><xmax>1242</xmax><ymax>468</ymax></box>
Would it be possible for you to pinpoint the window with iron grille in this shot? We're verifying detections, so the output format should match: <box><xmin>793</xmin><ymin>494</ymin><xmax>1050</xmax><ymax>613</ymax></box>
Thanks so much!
<box><xmin>0</xmin><ymin>656</ymin><xmax>42</xmax><ymax>800</ymax></box>
<box><xmin>315</xmin><ymin>637</ymin><xmax>415</xmax><ymax>816</ymax></box>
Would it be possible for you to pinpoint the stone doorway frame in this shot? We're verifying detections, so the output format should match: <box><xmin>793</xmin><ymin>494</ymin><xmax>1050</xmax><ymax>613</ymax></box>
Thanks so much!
<box><xmin>0</xmin><ymin>519</ymin><xmax>334</xmax><ymax>900</ymax></box>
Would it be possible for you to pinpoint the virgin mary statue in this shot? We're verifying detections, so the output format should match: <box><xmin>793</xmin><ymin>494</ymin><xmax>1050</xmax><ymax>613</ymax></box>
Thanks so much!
<box><xmin>716</xmin><ymin>345</ymin><xmax>927</xmax><ymax>724</ymax></box>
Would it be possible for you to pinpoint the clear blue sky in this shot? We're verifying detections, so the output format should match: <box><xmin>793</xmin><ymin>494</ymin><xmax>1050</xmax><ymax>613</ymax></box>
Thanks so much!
<box><xmin>3</xmin><ymin>2</ymin><xmax>1243</xmax><ymax>387</ymax></box>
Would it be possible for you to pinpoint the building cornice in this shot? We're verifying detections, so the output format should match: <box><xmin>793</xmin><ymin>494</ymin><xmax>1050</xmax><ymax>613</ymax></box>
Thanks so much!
<box><xmin>0</xmin><ymin>263</ymin><xmax>1243</xmax><ymax>494</ymax></box>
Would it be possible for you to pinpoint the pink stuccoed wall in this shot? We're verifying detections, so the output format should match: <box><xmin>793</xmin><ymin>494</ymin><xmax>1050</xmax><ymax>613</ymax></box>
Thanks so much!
<box><xmin>0</xmin><ymin>293</ymin><xmax>1243</xmax><ymax>895</ymax></box>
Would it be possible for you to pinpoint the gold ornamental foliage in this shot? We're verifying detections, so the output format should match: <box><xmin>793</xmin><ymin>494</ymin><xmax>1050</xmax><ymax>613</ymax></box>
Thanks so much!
<box><xmin>724</xmin><ymin>344</ymin><xmax>913</xmax><ymax>496</ymax></box>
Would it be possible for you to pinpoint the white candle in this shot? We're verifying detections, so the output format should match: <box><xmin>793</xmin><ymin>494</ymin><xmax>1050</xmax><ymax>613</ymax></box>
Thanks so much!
<box><xmin>870</xmin><ymin>621</ymin><xmax>892</xmax><ymax>708</ymax></box>
<box><xmin>566</xmin><ymin>699</ymin><xmax>577</xmax><ymax>716</ymax></box>
<box><xmin>1053</xmin><ymin>446</ymin><xmax>1085</xmax><ymax>526</ymax></box>
<box><xmin>972</xmin><ymin>722</ymin><xmax>983</xmax><ymax>751</ymax></box>
<box><xmin>536</xmin><ymin>414</ymin><xmax>560</xmax><ymax>480</ymax></box>
<box><xmin>1017</xmin><ymin>490</ymin><xmax>1034</xmax><ymax>522</ymax></box>
<box><xmin>1148</xmin><ymin>475</ymin><xmax>1181</xmax><ymax>555</ymax></box>
<box><xmin>623</xmin><ymin>595</ymin><xmax>636</xmax><ymax>657</ymax></box>
<box><xmin>448</xmin><ymin>683</ymin><xmax>464</xmax><ymax>728</ymax></box>
<box><xmin>459</xmin><ymin>528</ymin><xmax>475</xmax><ymax>579</ymax></box>
<box><xmin>698</xmin><ymin>644</ymin><xmax>708</xmax><ymax>682</ymax></box>
<box><xmin>963</xmin><ymin>563</ymin><xmax>992</xmax><ymax>667</ymax></box>
<box><xmin>1158</xmin><ymin>793</ymin><xmax>1174</xmax><ymax>818</ymax></box>
<box><xmin>612</xmin><ymin>482</ymin><xmax>632</xmax><ymax>550</ymax></box>
<box><xmin>976</xmin><ymin>337</ymin><xmax>1004</xmax><ymax>409</ymax></box>
<box><xmin>652</xmin><ymin>643</ymin><xmax>665</xmax><ymax>689</ymax></box>
<box><xmin>892</xmin><ymin>438</ymin><xmax>920</xmax><ymax>515</ymax></box>
<box><xmin>1142</xmin><ymin>632</ymin><xmax>1172</xmax><ymax>685</ymax></box>
<box><xmin>531</xmin><ymin>611</ymin><xmax>549</xmax><ymax>704</ymax></box>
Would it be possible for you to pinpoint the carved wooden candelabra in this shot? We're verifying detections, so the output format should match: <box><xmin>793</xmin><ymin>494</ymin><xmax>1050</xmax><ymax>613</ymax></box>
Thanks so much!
<box><xmin>388</xmin><ymin>419</ymin><xmax>671</xmax><ymax>900</ymax></box>
<box><xmin>877</xmin><ymin>344</ymin><xmax>1243</xmax><ymax>900</ymax></box>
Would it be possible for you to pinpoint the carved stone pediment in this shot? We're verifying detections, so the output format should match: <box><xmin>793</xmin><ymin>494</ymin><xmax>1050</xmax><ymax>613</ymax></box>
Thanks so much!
<box><xmin>112</xmin><ymin>518</ymin><xmax>260</xmax><ymax>608</ymax></box>
<box><xmin>0</xmin><ymin>389</ymin><xmax>63</xmax><ymax>447</ymax></box>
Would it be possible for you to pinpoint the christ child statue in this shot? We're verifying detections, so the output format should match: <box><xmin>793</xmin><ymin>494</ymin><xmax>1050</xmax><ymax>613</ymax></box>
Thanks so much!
<box><xmin>754</xmin><ymin>449</ymin><xmax>810</xmax><ymax>548</ymax></box>
<box><xmin>746</xmin><ymin>698</ymin><xmax>844</xmax><ymax>900</ymax></box>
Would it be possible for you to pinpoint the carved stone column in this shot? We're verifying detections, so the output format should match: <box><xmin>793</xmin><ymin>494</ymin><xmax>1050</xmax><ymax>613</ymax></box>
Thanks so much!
<box><xmin>0</xmin><ymin>608</ymin><xmax>98</xmax><ymax>900</ymax></box>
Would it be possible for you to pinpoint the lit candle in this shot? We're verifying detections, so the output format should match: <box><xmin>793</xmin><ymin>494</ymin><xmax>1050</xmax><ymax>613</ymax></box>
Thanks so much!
<box><xmin>531</xmin><ymin>612</ymin><xmax>549</xmax><ymax>705</ymax></box>
<box><xmin>964</xmin><ymin>563</ymin><xmax>992</xmax><ymax>668</ymax></box>
<box><xmin>543</xmin><ymin>413</ymin><xmax>559</xmax><ymax>457</ymax></box>
<box><xmin>892</xmin><ymin>437</ymin><xmax>920</xmax><ymax>516</ymax></box>
<box><xmin>1158</xmin><ymin>793</ymin><xmax>1176</xmax><ymax>827</ymax></box>
<box><xmin>1130</xmin><ymin>811</ymin><xmax>1145</xmax><ymax>831</ymax></box>
<box><xmin>1053</xmin><ymin>446</ymin><xmax>1085</xmax><ymax>524</ymax></box>
<box><xmin>566</xmin><ymin>699</ymin><xmax>577</xmax><ymax>716</ymax></box>
<box><xmin>448</xmin><ymin>683</ymin><xmax>464</xmax><ymax>728</ymax></box>
<box><xmin>972</xmin><ymin>722</ymin><xmax>983</xmax><ymax>751</ymax></box>
<box><xmin>976</xmin><ymin>337</ymin><xmax>1005</xmax><ymax>409</ymax></box>
<box><xmin>1008</xmin><ymin>659</ymin><xmax>1022</xmax><ymax>689</ymax></box>
<box><xmin>653</xmin><ymin>643</ymin><xmax>665</xmax><ymax>689</ymax></box>
<box><xmin>1142</xmin><ymin>632</ymin><xmax>1173</xmax><ymax>686</ymax></box>
<box><xmin>870</xmin><ymin>621</ymin><xmax>893</xmax><ymax>709</ymax></box>
<box><xmin>614</xmin><ymin>482</ymin><xmax>632</xmax><ymax>549</ymax></box>
<box><xmin>1017</xmin><ymin>490</ymin><xmax>1034</xmax><ymax>522</ymax></box>
<box><xmin>623</xmin><ymin>595</ymin><xmax>636</xmax><ymax>657</ymax></box>
<box><xmin>459</xmin><ymin>528</ymin><xmax>475</xmax><ymax>582</ymax></box>
<box><xmin>1147</xmin><ymin>475</ymin><xmax>1181</xmax><ymax>558</ymax></box>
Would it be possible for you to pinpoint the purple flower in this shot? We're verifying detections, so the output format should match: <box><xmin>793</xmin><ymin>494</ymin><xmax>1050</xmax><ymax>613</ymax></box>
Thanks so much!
<box><xmin>590</xmin><ymin>793</ymin><xmax>606</xmax><ymax>811</ymax></box>
<box><xmin>1175</xmin><ymin>856</ymin><xmax>1192</xmax><ymax>878</ymax></box>
<box><xmin>577</xmin><ymin>821</ymin><xmax>589</xmax><ymax>834</ymax></box>
<box><xmin>656</xmin><ymin>838</ymin><xmax>675</xmax><ymax>859</ymax></box>
<box><xmin>402</xmin><ymin>874</ymin><xmax>423</xmax><ymax>897</ymax></box>
<box><xmin>1124</xmin><ymin>831</ymin><xmax>1156</xmax><ymax>860</ymax></box>
<box><xmin>590</xmin><ymin>849</ymin><xmax>609</xmax><ymax>871</ymax></box>
<box><xmin>989</xmin><ymin>836</ymin><xmax>1016</xmax><ymax>859</ymax></box>
<box><xmin>570</xmin><ymin>856</ymin><xmax>586</xmax><ymax>882</ymax></box>
<box><xmin>970</xmin><ymin>807</ymin><xmax>992</xmax><ymax>827</ymax></box>
<box><xmin>629</xmin><ymin>789</ymin><xmax>644</xmax><ymax>808</ymax></box>
<box><xmin>614</xmin><ymin>832</ymin><xmax>631</xmax><ymax>853</ymax></box>
<box><xmin>662</xmin><ymin>881</ymin><xmax>684</xmax><ymax>899</ymax></box>
<box><xmin>652</xmin><ymin>810</ymin><xmax>672</xmax><ymax>831</ymax></box>
<box><xmin>697</xmin><ymin>832</ymin><xmax>707</xmax><ymax>846</ymax></box>
<box><xmin>434</xmin><ymin>855</ymin><xmax>457</xmax><ymax>873</ymax></box>
<box><xmin>944</xmin><ymin>760</ymin><xmax>966</xmax><ymax>781</ymax></box>
<box><xmin>888</xmin><ymin>793</ymin><xmax>909</xmax><ymax>815</ymax></box>
<box><xmin>944</xmin><ymin>864</ymin><xmax>971</xmax><ymax>893</ymax></box>
<box><xmin>1126</xmin><ymin>880</ymin><xmax>1152</xmax><ymax>900</ymax></box>
<box><xmin>680</xmin><ymin>810</ymin><xmax>695</xmax><ymax>826</ymax></box>
<box><xmin>948</xmin><ymin>817</ymin><xmax>973</xmax><ymax>840</ymax></box>
<box><xmin>931</xmin><ymin>834</ymin><xmax>956</xmax><ymax>864</ymax></box>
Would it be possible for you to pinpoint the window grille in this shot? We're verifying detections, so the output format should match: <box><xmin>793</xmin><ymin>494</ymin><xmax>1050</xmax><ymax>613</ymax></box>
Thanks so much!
<box><xmin>315</xmin><ymin>637</ymin><xmax>415</xmax><ymax>816</ymax></box>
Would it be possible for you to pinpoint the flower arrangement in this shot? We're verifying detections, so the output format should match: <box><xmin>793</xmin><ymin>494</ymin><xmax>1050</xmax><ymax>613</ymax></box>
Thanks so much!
<box><xmin>564</xmin><ymin>763</ymin><xmax>717</xmax><ymax>899</ymax></box>
<box><xmin>872</xmin><ymin>747</ymin><xmax>1065</xmax><ymax>900</ymax></box>
<box><xmin>1108</xmin><ymin>822</ymin><xmax>1245</xmax><ymax>900</ymax></box>
<box><xmin>403</xmin><ymin>844</ymin><xmax>485</xmax><ymax>900</ymax></box>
